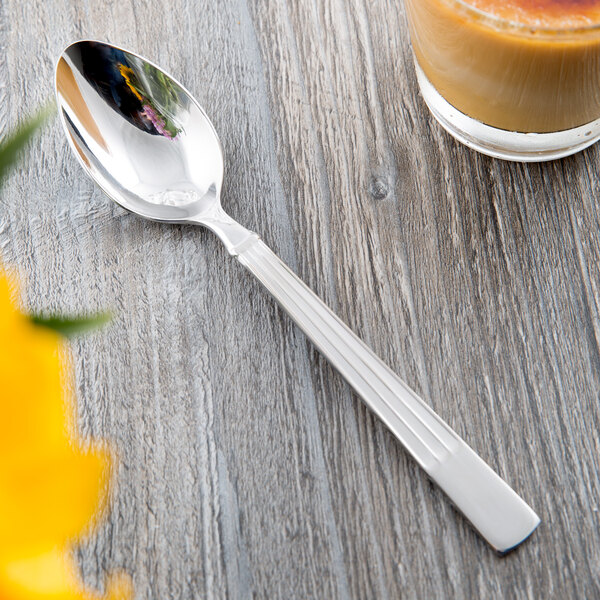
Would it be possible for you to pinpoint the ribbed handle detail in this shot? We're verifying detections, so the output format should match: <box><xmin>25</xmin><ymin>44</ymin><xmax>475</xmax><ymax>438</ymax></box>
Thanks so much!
<box><xmin>236</xmin><ymin>238</ymin><xmax>539</xmax><ymax>553</ymax></box>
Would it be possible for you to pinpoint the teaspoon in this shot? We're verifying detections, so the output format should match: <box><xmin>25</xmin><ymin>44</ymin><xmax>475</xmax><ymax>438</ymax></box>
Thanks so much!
<box><xmin>55</xmin><ymin>40</ymin><xmax>539</xmax><ymax>553</ymax></box>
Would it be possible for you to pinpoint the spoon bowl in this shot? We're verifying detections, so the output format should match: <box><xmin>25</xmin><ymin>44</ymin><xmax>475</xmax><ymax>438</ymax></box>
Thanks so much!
<box><xmin>56</xmin><ymin>40</ymin><xmax>251</xmax><ymax>250</ymax></box>
<box><xmin>55</xmin><ymin>40</ymin><xmax>540</xmax><ymax>554</ymax></box>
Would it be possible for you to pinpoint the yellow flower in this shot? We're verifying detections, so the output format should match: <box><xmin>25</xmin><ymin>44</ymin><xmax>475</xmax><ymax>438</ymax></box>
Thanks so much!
<box><xmin>118</xmin><ymin>65</ymin><xmax>143</xmax><ymax>101</ymax></box>
<box><xmin>0</xmin><ymin>271</ymin><xmax>131</xmax><ymax>599</ymax></box>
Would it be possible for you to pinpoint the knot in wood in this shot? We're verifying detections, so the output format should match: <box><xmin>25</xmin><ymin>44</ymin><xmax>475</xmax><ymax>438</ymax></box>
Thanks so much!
<box><xmin>369</xmin><ymin>176</ymin><xmax>390</xmax><ymax>200</ymax></box>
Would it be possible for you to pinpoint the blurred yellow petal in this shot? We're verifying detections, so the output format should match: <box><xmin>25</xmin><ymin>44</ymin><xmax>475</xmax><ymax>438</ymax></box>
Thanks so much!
<box><xmin>0</xmin><ymin>266</ymin><xmax>131</xmax><ymax>598</ymax></box>
<box><xmin>1</xmin><ymin>548</ymin><xmax>131</xmax><ymax>600</ymax></box>
<box><xmin>0</xmin><ymin>276</ymin><xmax>69</xmax><ymax>456</ymax></box>
<box><xmin>1</xmin><ymin>548</ymin><xmax>81</xmax><ymax>599</ymax></box>
<box><xmin>0</xmin><ymin>447</ymin><xmax>110</xmax><ymax>560</ymax></box>
<box><xmin>0</xmin><ymin>327</ymin><xmax>69</xmax><ymax>455</ymax></box>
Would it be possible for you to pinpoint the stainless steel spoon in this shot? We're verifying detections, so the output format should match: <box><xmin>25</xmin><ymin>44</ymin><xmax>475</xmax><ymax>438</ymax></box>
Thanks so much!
<box><xmin>55</xmin><ymin>40</ymin><xmax>539</xmax><ymax>553</ymax></box>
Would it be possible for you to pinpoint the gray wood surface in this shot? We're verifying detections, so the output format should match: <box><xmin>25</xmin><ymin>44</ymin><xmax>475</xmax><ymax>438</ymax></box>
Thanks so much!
<box><xmin>1</xmin><ymin>0</ymin><xmax>599</xmax><ymax>598</ymax></box>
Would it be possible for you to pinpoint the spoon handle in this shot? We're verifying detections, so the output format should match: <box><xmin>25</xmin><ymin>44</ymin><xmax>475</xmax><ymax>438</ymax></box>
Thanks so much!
<box><xmin>236</xmin><ymin>237</ymin><xmax>539</xmax><ymax>554</ymax></box>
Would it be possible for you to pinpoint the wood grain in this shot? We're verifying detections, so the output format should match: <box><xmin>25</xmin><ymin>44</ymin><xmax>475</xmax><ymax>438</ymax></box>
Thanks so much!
<box><xmin>1</xmin><ymin>0</ymin><xmax>599</xmax><ymax>597</ymax></box>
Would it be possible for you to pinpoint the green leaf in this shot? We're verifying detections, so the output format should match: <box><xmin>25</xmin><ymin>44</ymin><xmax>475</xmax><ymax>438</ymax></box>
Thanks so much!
<box><xmin>0</xmin><ymin>105</ymin><xmax>54</xmax><ymax>184</ymax></box>
<box><xmin>29</xmin><ymin>312</ymin><xmax>112</xmax><ymax>337</ymax></box>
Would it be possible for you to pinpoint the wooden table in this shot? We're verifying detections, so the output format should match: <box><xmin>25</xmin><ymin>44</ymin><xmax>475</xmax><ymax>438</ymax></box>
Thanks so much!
<box><xmin>2</xmin><ymin>1</ymin><xmax>599</xmax><ymax>597</ymax></box>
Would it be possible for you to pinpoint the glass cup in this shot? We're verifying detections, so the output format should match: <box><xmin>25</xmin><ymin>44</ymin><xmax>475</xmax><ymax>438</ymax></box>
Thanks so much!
<box><xmin>404</xmin><ymin>0</ymin><xmax>600</xmax><ymax>161</ymax></box>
